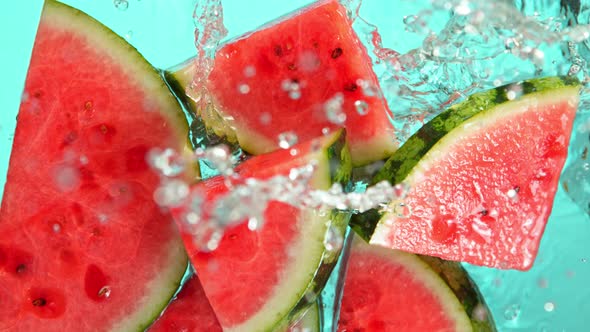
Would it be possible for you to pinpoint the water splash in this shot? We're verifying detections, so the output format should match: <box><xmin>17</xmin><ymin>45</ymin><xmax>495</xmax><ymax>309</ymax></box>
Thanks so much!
<box><xmin>188</xmin><ymin>0</ymin><xmax>228</xmax><ymax>109</ymax></box>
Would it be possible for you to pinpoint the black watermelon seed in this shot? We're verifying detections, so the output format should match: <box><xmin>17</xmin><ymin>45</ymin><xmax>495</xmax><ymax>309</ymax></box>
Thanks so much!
<box><xmin>331</xmin><ymin>47</ymin><xmax>343</xmax><ymax>59</ymax></box>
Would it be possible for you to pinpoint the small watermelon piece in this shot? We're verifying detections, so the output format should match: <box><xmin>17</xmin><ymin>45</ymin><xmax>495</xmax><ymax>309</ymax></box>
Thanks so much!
<box><xmin>168</xmin><ymin>0</ymin><xmax>397</xmax><ymax>166</ymax></box>
<box><xmin>172</xmin><ymin>130</ymin><xmax>351</xmax><ymax>331</ymax></box>
<box><xmin>148</xmin><ymin>273</ymin><xmax>222</xmax><ymax>332</ymax></box>
<box><xmin>0</xmin><ymin>1</ymin><xmax>190</xmax><ymax>330</ymax></box>
<box><xmin>351</xmin><ymin>76</ymin><xmax>580</xmax><ymax>270</ymax></box>
<box><xmin>338</xmin><ymin>235</ymin><xmax>494</xmax><ymax>332</ymax></box>
<box><xmin>149</xmin><ymin>272</ymin><xmax>321</xmax><ymax>332</ymax></box>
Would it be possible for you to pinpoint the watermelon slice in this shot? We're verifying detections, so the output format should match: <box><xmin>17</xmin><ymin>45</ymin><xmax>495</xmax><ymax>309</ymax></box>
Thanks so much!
<box><xmin>338</xmin><ymin>235</ymin><xmax>494</xmax><ymax>331</ymax></box>
<box><xmin>351</xmin><ymin>76</ymin><xmax>580</xmax><ymax>270</ymax></box>
<box><xmin>171</xmin><ymin>130</ymin><xmax>351</xmax><ymax>331</ymax></box>
<box><xmin>167</xmin><ymin>0</ymin><xmax>397</xmax><ymax>166</ymax></box>
<box><xmin>148</xmin><ymin>272</ymin><xmax>321</xmax><ymax>332</ymax></box>
<box><xmin>0</xmin><ymin>1</ymin><xmax>191</xmax><ymax>330</ymax></box>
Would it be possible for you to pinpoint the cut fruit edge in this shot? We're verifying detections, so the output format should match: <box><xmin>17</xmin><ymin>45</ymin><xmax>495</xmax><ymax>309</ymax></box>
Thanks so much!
<box><xmin>347</xmin><ymin>235</ymin><xmax>495</xmax><ymax>332</ymax></box>
<box><xmin>1</xmin><ymin>0</ymin><xmax>194</xmax><ymax>329</ymax></box>
<box><xmin>348</xmin><ymin>76</ymin><xmax>580</xmax><ymax>270</ymax></box>
<box><xmin>172</xmin><ymin>130</ymin><xmax>352</xmax><ymax>331</ymax></box>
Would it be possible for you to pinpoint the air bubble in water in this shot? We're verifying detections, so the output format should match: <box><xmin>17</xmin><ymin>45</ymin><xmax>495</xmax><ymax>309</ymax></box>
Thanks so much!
<box><xmin>124</xmin><ymin>30</ymin><xmax>133</xmax><ymax>41</ymax></box>
<box><xmin>324</xmin><ymin>93</ymin><xmax>346</xmax><ymax>125</ymax></box>
<box><xmin>354</xmin><ymin>100</ymin><xmax>369</xmax><ymax>115</ymax></box>
<box><xmin>52</xmin><ymin>223</ymin><xmax>61</xmax><ymax>233</ymax></box>
<box><xmin>544</xmin><ymin>302</ymin><xmax>555</xmax><ymax>312</ymax></box>
<box><xmin>247</xmin><ymin>217</ymin><xmax>260</xmax><ymax>231</ymax></box>
<box><xmin>113</xmin><ymin>0</ymin><xmax>128</xmax><ymax>11</ymax></box>
<box><xmin>503</xmin><ymin>304</ymin><xmax>521</xmax><ymax>321</ymax></box>
<box><xmin>278</xmin><ymin>131</ymin><xmax>298</xmax><ymax>149</ymax></box>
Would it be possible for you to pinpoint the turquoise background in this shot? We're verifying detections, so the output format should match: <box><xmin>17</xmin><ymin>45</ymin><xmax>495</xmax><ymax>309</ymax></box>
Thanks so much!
<box><xmin>1</xmin><ymin>1</ymin><xmax>589</xmax><ymax>331</ymax></box>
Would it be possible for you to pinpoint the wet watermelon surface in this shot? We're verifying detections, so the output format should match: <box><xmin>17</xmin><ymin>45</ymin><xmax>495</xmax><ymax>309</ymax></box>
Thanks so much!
<box><xmin>0</xmin><ymin>1</ymin><xmax>188</xmax><ymax>330</ymax></box>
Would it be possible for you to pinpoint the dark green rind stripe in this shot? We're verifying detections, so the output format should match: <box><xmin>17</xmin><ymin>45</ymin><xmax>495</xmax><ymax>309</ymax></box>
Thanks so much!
<box><xmin>419</xmin><ymin>256</ymin><xmax>496</xmax><ymax>332</ymax></box>
<box><xmin>372</xmin><ymin>76</ymin><xmax>579</xmax><ymax>186</ymax></box>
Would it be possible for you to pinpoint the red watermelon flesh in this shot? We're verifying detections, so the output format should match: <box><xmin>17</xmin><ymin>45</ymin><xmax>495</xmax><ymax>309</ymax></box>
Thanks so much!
<box><xmin>0</xmin><ymin>1</ymin><xmax>189</xmax><ymax>331</ymax></box>
<box><xmin>171</xmin><ymin>130</ymin><xmax>350</xmax><ymax>331</ymax></box>
<box><xmin>148</xmin><ymin>273</ymin><xmax>320</xmax><ymax>332</ymax></box>
<box><xmin>338</xmin><ymin>236</ymin><xmax>473</xmax><ymax>332</ymax></box>
<box><xmin>148</xmin><ymin>274</ymin><xmax>222</xmax><ymax>332</ymax></box>
<box><xmin>369</xmin><ymin>78</ymin><xmax>580</xmax><ymax>270</ymax></box>
<box><xmin>201</xmin><ymin>0</ymin><xmax>396</xmax><ymax>166</ymax></box>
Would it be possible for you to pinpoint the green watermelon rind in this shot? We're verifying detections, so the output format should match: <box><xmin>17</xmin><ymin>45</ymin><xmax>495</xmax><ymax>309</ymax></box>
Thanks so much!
<box><xmin>222</xmin><ymin>130</ymin><xmax>351</xmax><ymax>332</ymax></box>
<box><xmin>350</xmin><ymin>76</ymin><xmax>580</xmax><ymax>241</ymax></box>
<box><xmin>417</xmin><ymin>256</ymin><xmax>496</xmax><ymax>332</ymax></box>
<box><xmin>42</xmin><ymin>1</ymin><xmax>191</xmax><ymax>330</ymax></box>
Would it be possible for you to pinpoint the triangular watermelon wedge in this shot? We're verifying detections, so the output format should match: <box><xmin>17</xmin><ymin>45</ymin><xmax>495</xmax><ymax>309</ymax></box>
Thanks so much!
<box><xmin>171</xmin><ymin>130</ymin><xmax>351</xmax><ymax>331</ymax></box>
<box><xmin>167</xmin><ymin>0</ymin><xmax>397</xmax><ymax>166</ymax></box>
<box><xmin>0</xmin><ymin>1</ymin><xmax>191</xmax><ymax>330</ymax></box>
<box><xmin>351</xmin><ymin>76</ymin><xmax>580</xmax><ymax>270</ymax></box>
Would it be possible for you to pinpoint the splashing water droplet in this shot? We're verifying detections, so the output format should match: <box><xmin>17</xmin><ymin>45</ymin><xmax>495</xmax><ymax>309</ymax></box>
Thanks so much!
<box><xmin>354</xmin><ymin>100</ymin><xmax>369</xmax><ymax>115</ymax></box>
<box><xmin>148</xmin><ymin>148</ymin><xmax>186</xmax><ymax>177</ymax></box>
<box><xmin>278</xmin><ymin>131</ymin><xmax>299</xmax><ymax>149</ymax></box>
<box><xmin>154</xmin><ymin>179</ymin><xmax>190</xmax><ymax>207</ymax></box>
<box><xmin>503</xmin><ymin>304</ymin><xmax>521</xmax><ymax>321</ymax></box>
<box><xmin>113</xmin><ymin>0</ymin><xmax>128</xmax><ymax>11</ymax></box>
<box><xmin>324</xmin><ymin>93</ymin><xmax>346</xmax><ymax>124</ymax></box>
<box><xmin>196</xmin><ymin>144</ymin><xmax>235</xmax><ymax>176</ymax></box>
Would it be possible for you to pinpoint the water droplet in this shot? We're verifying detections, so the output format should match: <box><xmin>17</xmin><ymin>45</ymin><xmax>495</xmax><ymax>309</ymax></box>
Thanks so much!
<box><xmin>113</xmin><ymin>0</ymin><xmax>129</xmax><ymax>11</ymax></box>
<box><xmin>323</xmin><ymin>225</ymin><xmax>343</xmax><ymax>252</ymax></box>
<box><xmin>278</xmin><ymin>131</ymin><xmax>298</xmax><ymax>149</ymax></box>
<box><xmin>472</xmin><ymin>303</ymin><xmax>488</xmax><ymax>322</ymax></box>
<box><xmin>148</xmin><ymin>148</ymin><xmax>186</xmax><ymax>177</ymax></box>
<box><xmin>259</xmin><ymin>112</ymin><xmax>271</xmax><ymax>125</ymax></box>
<box><xmin>289</xmin><ymin>90</ymin><xmax>301</xmax><ymax>100</ymax></box>
<box><xmin>544</xmin><ymin>302</ymin><xmax>555</xmax><ymax>312</ymax></box>
<box><xmin>247</xmin><ymin>216</ymin><xmax>259</xmax><ymax>231</ymax></box>
<box><xmin>52</xmin><ymin>224</ymin><xmax>61</xmax><ymax>233</ymax></box>
<box><xmin>238</xmin><ymin>83</ymin><xmax>250</xmax><ymax>94</ymax></box>
<box><xmin>506</xmin><ymin>84</ymin><xmax>523</xmax><ymax>101</ymax></box>
<box><xmin>324</xmin><ymin>93</ymin><xmax>346</xmax><ymax>125</ymax></box>
<box><xmin>354</xmin><ymin>100</ymin><xmax>369</xmax><ymax>115</ymax></box>
<box><xmin>503</xmin><ymin>304</ymin><xmax>520</xmax><ymax>321</ymax></box>
<box><xmin>392</xmin><ymin>202</ymin><xmax>412</xmax><ymax>218</ymax></box>
<box><xmin>243</xmin><ymin>66</ymin><xmax>256</xmax><ymax>77</ymax></box>
<box><xmin>506</xmin><ymin>188</ymin><xmax>518</xmax><ymax>198</ymax></box>
<box><xmin>153</xmin><ymin>179</ymin><xmax>190</xmax><ymax>207</ymax></box>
